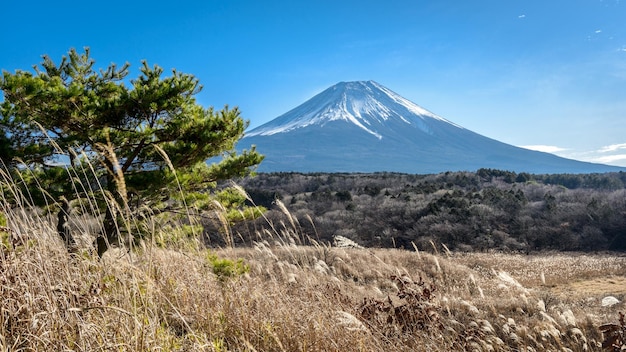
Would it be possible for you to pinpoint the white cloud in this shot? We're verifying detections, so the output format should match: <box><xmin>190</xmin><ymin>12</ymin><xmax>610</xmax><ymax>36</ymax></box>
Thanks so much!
<box><xmin>561</xmin><ymin>143</ymin><xmax>626</xmax><ymax>167</ymax></box>
<box><xmin>594</xmin><ymin>154</ymin><xmax>626</xmax><ymax>163</ymax></box>
<box><xmin>595</xmin><ymin>29</ymin><xmax>603</xmax><ymax>34</ymax></box>
<box><xmin>520</xmin><ymin>145</ymin><xmax>568</xmax><ymax>153</ymax></box>
<box><xmin>517</xmin><ymin>143</ymin><xmax>626</xmax><ymax>167</ymax></box>
<box><xmin>599</xmin><ymin>143</ymin><xmax>626</xmax><ymax>152</ymax></box>
<box><xmin>518</xmin><ymin>14</ymin><xmax>526</xmax><ymax>19</ymax></box>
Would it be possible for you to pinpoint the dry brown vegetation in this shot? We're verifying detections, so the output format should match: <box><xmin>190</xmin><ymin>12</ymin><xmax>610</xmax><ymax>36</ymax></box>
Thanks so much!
<box><xmin>2</xmin><ymin>199</ymin><xmax>626</xmax><ymax>351</ymax></box>
<box><xmin>237</xmin><ymin>171</ymin><xmax>626</xmax><ymax>252</ymax></box>
<box><xmin>1</xmin><ymin>159</ymin><xmax>625</xmax><ymax>351</ymax></box>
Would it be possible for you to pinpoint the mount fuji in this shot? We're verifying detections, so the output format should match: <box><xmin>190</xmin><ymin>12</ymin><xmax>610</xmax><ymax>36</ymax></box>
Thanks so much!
<box><xmin>240</xmin><ymin>81</ymin><xmax>623</xmax><ymax>174</ymax></box>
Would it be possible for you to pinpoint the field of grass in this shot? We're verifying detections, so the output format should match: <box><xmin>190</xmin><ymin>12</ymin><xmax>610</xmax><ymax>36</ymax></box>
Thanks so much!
<box><xmin>2</xmin><ymin>198</ymin><xmax>625</xmax><ymax>351</ymax></box>
<box><xmin>1</xmin><ymin>159</ymin><xmax>625</xmax><ymax>351</ymax></box>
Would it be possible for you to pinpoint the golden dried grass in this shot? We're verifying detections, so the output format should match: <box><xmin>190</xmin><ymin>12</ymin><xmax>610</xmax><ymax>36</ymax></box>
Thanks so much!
<box><xmin>1</xmin><ymin>163</ymin><xmax>624</xmax><ymax>350</ymax></box>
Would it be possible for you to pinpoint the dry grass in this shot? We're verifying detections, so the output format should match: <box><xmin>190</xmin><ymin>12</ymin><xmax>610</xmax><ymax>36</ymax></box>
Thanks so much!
<box><xmin>2</xmin><ymin>215</ymin><xmax>625</xmax><ymax>351</ymax></box>
<box><xmin>1</xmin><ymin>170</ymin><xmax>625</xmax><ymax>351</ymax></box>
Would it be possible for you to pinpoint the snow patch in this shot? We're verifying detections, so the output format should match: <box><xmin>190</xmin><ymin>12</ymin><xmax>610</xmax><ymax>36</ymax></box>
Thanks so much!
<box><xmin>245</xmin><ymin>80</ymin><xmax>464</xmax><ymax>139</ymax></box>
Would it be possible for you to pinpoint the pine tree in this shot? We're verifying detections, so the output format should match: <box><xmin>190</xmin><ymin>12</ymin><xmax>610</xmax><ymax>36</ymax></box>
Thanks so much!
<box><xmin>0</xmin><ymin>48</ymin><xmax>263</xmax><ymax>256</ymax></box>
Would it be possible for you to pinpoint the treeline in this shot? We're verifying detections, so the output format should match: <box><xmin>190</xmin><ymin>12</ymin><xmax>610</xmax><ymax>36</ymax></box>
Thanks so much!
<box><xmin>223</xmin><ymin>169</ymin><xmax>626</xmax><ymax>252</ymax></box>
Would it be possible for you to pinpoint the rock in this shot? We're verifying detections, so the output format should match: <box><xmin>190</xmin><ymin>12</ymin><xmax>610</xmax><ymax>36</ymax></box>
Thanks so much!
<box><xmin>602</xmin><ymin>296</ymin><xmax>620</xmax><ymax>307</ymax></box>
<box><xmin>333</xmin><ymin>235</ymin><xmax>362</xmax><ymax>248</ymax></box>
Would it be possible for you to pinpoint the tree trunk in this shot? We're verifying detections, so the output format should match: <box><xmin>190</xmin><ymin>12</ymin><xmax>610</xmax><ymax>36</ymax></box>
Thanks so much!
<box><xmin>57</xmin><ymin>196</ymin><xmax>76</xmax><ymax>250</ymax></box>
<box><xmin>95</xmin><ymin>163</ymin><xmax>122</xmax><ymax>258</ymax></box>
<box><xmin>95</xmin><ymin>205</ymin><xmax>119</xmax><ymax>258</ymax></box>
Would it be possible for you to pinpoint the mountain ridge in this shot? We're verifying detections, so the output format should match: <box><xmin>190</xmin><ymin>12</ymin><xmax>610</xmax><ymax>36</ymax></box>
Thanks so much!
<box><xmin>240</xmin><ymin>81</ymin><xmax>624</xmax><ymax>174</ymax></box>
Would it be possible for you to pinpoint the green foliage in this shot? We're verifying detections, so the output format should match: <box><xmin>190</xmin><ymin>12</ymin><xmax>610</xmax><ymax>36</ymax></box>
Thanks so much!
<box><xmin>0</xmin><ymin>48</ymin><xmax>264</xmax><ymax>255</ymax></box>
<box><xmin>0</xmin><ymin>231</ymin><xmax>9</xmax><ymax>252</ymax></box>
<box><xmin>155</xmin><ymin>224</ymin><xmax>204</xmax><ymax>249</ymax></box>
<box><xmin>205</xmin><ymin>251</ymin><xmax>250</xmax><ymax>282</ymax></box>
<box><xmin>0</xmin><ymin>213</ymin><xmax>11</xmax><ymax>251</ymax></box>
<box><xmin>215</xmin><ymin>188</ymin><xmax>247</xmax><ymax>209</ymax></box>
<box><xmin>225</xmin><ymin>206</ymin><xmax>266</xmax><ymax>223</ymax></box>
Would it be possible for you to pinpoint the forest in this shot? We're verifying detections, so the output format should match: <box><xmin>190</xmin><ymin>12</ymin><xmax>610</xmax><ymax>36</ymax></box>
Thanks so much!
<box><xmin>218</xmin><ymin>169</ymin><xmax>626</xmax><ymax>252</ymax></box>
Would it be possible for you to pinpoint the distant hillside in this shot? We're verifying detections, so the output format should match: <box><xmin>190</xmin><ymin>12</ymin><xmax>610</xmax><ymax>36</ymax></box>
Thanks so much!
<box><xmin>227</xmin><ymin>170</ymin><xmax>626</xmax><ymax>252</ymax></box>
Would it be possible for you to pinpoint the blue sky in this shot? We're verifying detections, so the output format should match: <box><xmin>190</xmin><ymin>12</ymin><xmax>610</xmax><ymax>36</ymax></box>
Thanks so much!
<box><xmin>2</xmin><ymin>0</ymin><xmax>626</xmax><ymax>166</ymax></box>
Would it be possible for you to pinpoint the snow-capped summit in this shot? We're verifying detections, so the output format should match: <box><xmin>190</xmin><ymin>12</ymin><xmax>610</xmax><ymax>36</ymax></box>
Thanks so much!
<box><xmin>240</xmin><ymin>81</ymin><xmax>623</xmax><ymax>174</ymax></box>
<box><xmin>246</xmin><ymin>81</ymin><xmax>459</xmax><ymax>139</ymax></box>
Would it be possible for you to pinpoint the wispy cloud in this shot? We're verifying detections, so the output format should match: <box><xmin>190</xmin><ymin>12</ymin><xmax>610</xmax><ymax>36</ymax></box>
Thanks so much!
<box><xmin>518</xmin><ymin>14</ymin><xmax>526</xmax><ymax>19</ymax></box>
<box><xmin>517</xmin><ymin>143</ymin><xmax>626</xmax><ymax>167</ymax></box>
<box><xmin>556</xmin><ymin>142</ymin><xmax>626</xmax><ymax>167</ymax></box>
<box><xmin>599</xmin><ymin>143</ymin><xmax>626</xmax><ymax>152</ymax></box>
<box><xmin>595</xmin><ymin>154</ymin><xmax>626</xmax><ymax>163</ymax></box>
<box><xmin>520</xmin><ymin>145</ymin><xmax>568</xmax><ymax>153</ymax></box>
